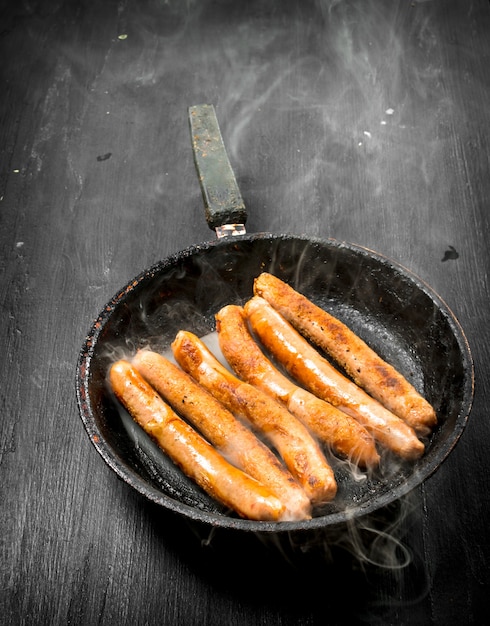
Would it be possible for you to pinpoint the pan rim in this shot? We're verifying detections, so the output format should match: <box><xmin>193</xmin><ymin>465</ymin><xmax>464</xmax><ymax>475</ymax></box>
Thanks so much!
<box><xmin>75</xmin><ymin>232</ymin><xmax>475</xmax><ymax>533</ymax></box>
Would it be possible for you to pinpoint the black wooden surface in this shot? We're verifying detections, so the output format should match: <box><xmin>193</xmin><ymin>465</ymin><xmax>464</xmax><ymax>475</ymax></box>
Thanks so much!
<box><xmin>1</xmin><ymin>1</ymin><xmax>489</xmax><ymax>624</ymax></box>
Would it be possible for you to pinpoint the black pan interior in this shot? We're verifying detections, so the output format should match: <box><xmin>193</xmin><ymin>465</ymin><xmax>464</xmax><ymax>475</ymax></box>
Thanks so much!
<box><xmin>76</xmin><ymin>233</ymin><xmax>474</xmax><ymax>533</ymax></box>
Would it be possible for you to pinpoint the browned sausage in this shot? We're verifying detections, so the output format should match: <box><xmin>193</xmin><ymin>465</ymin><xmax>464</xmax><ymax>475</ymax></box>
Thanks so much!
<box><xmin>244</xmin><ymin>297</ymin><xmax>425</xmax><ymax>461</ymax></box>
<box><xmin>132</xmin><ymin>350</ymin><xmax>312</xmax><ymax>520</ymax></box>
<box><xmin>171</xmin><ymin>331</ymin><xmax>337</xmax><ymax>504</ymax></box>
<box><xmin>109</xmin><ymin>360</ymin><xmax>285</xmax><ymax>521</ymax></box>
<box><xmin>215</xmin><ymin>304</ymin><xmax>380</xmax><ymax>469</ymax></box>
<box><xmin>254</xmin><ymin>272</ymin><xmax>437</xmax><ymax>437</ymax></box>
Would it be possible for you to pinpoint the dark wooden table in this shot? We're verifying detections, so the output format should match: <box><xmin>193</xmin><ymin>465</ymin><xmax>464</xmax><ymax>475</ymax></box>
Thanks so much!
<box><xmin>1</xmin><ymin>1</ymin><xmax>489</xmax><ymax>624</ymax></box>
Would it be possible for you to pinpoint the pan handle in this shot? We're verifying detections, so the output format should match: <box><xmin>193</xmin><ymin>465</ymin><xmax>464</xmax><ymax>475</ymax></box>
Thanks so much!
<box><xmin>188</xmin><ymin>104</ymin><xmax>248</xmax><ymax>237</ymax></box>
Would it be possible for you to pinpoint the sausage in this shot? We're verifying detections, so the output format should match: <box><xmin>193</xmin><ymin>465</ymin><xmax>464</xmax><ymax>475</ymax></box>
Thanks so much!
<box><xmin>109</xmin><ymin>360</ymin><xmax>285</xmax><ymax>521</ymax></box>
<box><xmin>132</xmin><ymin>350</ymin><xmax>312</xmax><ymax>520</ymax></box>
<box><xmin>215</xmin><ymin>305</ymin><xmax>380</xmax><ymax>470</ymax></box>
<box><xmin>171</xmin><ymin>331</ymin><xmax>338</xmax><ymax>504</ymax></box>
<box><xmin>244</xmin><ymin>297</ymin><xmax>425</xmax><ymax>461</ymax></box>
<box><xmin>254</xmin><ymin>272</ymin><xmax>437</xmax><ymax>437</ymax></box>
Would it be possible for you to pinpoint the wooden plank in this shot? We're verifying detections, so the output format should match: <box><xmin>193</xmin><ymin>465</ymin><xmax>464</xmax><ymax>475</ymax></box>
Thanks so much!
<box><xmin>0</xmin><ymin>1</ymin><xmax>488</xmax><ymax>624</ymax></box>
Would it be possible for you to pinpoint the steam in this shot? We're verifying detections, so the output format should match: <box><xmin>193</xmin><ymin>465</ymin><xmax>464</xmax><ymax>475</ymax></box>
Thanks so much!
<box><xmin>48</xmin><ymin>0</ymin><xmax>465</xmax><ymax>260</ymax></box>
<box><xmin>95</xmin><ymin>234</ymin><xmax>435</xmax><ymax>552</ymax></box>
<box><xmin>107</xmin><ymin>298</ymin><xmax>425</xmax><ymax>571</ymax></box>
<box><xmin>78</xmin><ymin>0</ymin><xmax>458</xmax><ymax>573</ymax></box>
<box><xmin>53</xmin><ymin>0</ymin><xmax>463</xmax><ymax>253</ymax></box>
<box><xmin>197</xmin><ymin>487</ymin><xmax>422</xmax><ymax>573</ymax></box>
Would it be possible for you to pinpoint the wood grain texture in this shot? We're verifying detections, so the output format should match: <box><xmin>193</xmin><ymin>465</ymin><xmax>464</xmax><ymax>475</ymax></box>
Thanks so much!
<box><xmin>1</xmin><ymin>0</ymin><xmax>489</xmax><ymax>624</ymax></box>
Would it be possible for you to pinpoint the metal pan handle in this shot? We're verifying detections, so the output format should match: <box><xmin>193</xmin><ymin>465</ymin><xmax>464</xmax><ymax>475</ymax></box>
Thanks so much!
<box><xmin>188</xmin><ymin>104</ymin><xmax>248</xmax><ymax>238</ymax></box>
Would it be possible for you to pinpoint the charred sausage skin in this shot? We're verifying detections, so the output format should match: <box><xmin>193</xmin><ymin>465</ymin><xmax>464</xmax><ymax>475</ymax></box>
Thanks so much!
<box><xmin>254</xmin><ymin>272</ymin><xmax>437</xmax><ymax>437</ymax></box>
<box><xmin>171</xmin><ymin>331</ymin><xmax>337</xmax><ymax>504</ymax></box>
<box><xmin>132</xmin><ymin>350</ymin><xmax>312</xmax><ymax>520</ymax></box>
<box><xmin>244</xmin><ymin>297</ymin><xmax>425</xmax><ymax>461</ymax></box>
<box><xmin>215</xmin><ymin>304</ymin><xmax>380</xmax><ymax>470</ymax></box>
<box><xmin>109</xmin><ymin>360</ymin><xmax>285</xmax><ymax>521</ymax></box>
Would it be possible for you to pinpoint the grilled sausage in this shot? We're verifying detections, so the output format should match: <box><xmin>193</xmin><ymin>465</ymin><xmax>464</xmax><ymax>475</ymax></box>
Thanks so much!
<box><xmin>215</xmin><ymin>304</ymin><xmax>380</xmax><ymax>469</ymax></box>
<box><xmin>254</xmin><ymin>272</ymin><xmax>437</xmax><ymax>436</ymax></box>
<box><xmin>132</xmin><ymin>350</ymin><xmax>312</xmax><ymax>520</ymax></box>
<box><xmin>171</xmin><ymin>331</ymin><xmax>338</xmax><ymax>504</ymax></box>
<box><xmin>109</xmin><ymin>360</ymin><xmax>285</xmax><ymax>521</ymax></box>
<box><xmin>244</xmin><ymin>297</ymin><xmax>425</xmax><ymax>461</ymax></box>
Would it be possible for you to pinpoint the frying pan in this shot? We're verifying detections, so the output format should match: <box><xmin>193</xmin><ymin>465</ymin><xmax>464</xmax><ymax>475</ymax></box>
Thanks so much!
<box><xmin>76</xmin><ymin>104</ymin><xmax>474</xmax><ymax>534</ymax></box>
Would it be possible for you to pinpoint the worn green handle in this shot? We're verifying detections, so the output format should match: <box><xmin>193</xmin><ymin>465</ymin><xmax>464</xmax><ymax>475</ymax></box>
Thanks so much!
<box><xmin>189</xmin><ymin>104</ymin><xmax>248</xmax><ymax>231</ymax></box>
